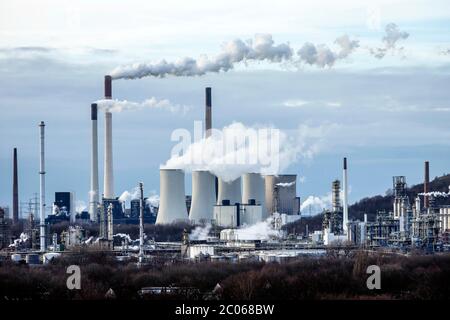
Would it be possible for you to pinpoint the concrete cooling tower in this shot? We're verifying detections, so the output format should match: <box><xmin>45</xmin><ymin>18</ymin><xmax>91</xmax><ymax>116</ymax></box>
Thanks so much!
<box><xmin>265</xmin><ymin>174</ymin><xmax>298</xmax><ymax>215</ymax></box>
<box><xmin>156</xmin><ymin>169</ymin><xmax>188</xmax><ymax>224</ymax></box>
<box><xmin>217</xmin><ymin>177</ymin><xmax>241</xmax><ymax>205</ymax></box>
<box><xmin>189</xmin><ymin>171</ymin><xmax>216</xmax><ymax>224</ymax></box>
<box><xmin>242</xmin><ymin>173</ymin><xmax>266</xmax><ymax>215</ymax></box>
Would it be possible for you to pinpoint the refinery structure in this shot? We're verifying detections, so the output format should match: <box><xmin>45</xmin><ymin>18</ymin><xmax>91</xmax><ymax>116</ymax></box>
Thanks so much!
<box><xmin>1</xmin><ymin>75</ymin><xmax>450</xmax><ymax>266</ymax></box>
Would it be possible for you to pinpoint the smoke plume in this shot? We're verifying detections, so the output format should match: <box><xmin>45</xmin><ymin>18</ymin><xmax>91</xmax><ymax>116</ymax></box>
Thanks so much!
<box><xmin>96</xmin><ymin>98</ymin><xmax>189</xmax><ymax>114</ymax></box>
<box><xmin>300</xmin><ymin>194</ymin><xmax>332</xmax><ymax>215</ymax></box>
<box><xmin>276</xmin><ymin>181</ymin><xmax>296</xmax><ymax>187</ymax></box>
<box><xmin>189</xmin><ymin>224</ymin><xmax>212</xmax><ymax>241</ymax></box>
<box><xmin>297</xmin><ymin>35</ymin><xmax>359</xmax><ymax>68</ymax></box>
<box><xmin>162</xmin><ymin>122</ymin><xmax>330</xmax><ymax>182</ymax></box>
<box><xmin>232</xmin><ymin>217</ymin><xmax>282</xmax><ymax>240</ymax></box>
<box><xmin>111</xmin><ymin>34</ymin><xmax>293</xmax><ymax>80</ymax></box>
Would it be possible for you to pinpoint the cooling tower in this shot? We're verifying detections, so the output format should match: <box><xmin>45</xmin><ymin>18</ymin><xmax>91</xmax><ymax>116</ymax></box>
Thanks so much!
<box><xmin>156</xmin><ymin>169</ymin><xmax>188</xmax><ymax>224</ymax></box>
<box><xmin>242</xmin><ymin>173</ymin><xmax>265</xmax><ymax>215</ymax></box>
<box><xmin>265</xmin><ymin>174</ymin><xmax>297</xmax><ymax>215</ymax></box>
<box><xmin>217</xmin><ymin>177</ymin><xmax>241</xmax><ymax>205</ymax></box>
<box><xmin>89</xmin><ymin>103</ymin><xmax>99</xmax><ymax>221</ymax></box>
<box><xmin>12</xmin><ymin>148</ymin><xmax>19</xmax><ymax>224</ymax></box>
<box><xmin>189</xmin><ymin>171</ymin><xmax>216</xmax><ymax>223</ymax></box>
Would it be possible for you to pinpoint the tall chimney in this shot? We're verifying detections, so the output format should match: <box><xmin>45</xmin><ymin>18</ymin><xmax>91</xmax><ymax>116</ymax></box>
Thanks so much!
<box><xmin>424</xmin><ymin>161</ymin><xmax>430</xmax><ymax>209</ymax></box>
<box><xmin>39</xmin><ymin>121</ymin><xmax>46</xmax><ymax>252</ymax></box>
<box><xmin>12</xmin><ymin>148</ymin><xmax>19</xmax><ymax>224</ymax></box>
<box><xmin>89</xmin><ymin>103</ymin><xmax>99</xmax><ymax>221</ymax></box>
<box><xmin>138</xmin><ymin>182</ymin><xmax>144</xmax><ymax>264</ymax></box>
<box><xmin>342</xmin><ymin>157</ymin><xmax>349</xmax><ymax>234</ymax></box>
<box><xmin>205</xmin><ymin>87</ymin><xmax>212</xmax><ymax>138</ymax></box>
<box><xmin>103</xmin><ymin>75</ymin><xmax>114</xmax><ymax>199</ymax></box>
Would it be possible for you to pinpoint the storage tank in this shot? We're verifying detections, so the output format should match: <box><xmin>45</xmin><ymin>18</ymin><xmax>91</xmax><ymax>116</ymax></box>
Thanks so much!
<box><xmin>217</xmin><ymin>177</ymin><xmax>241</xmax><ymax>205</ymax></box>
<box><xmin>265</xmin><ymin>174</ymin><xmax>297</xmax><ymax>215</ymax></box>
<box><xmin>156</xmin><ymin>169</ymin><xmax>188</xmax><ymax>224</ymax></box>
<box><xmin>242</xmin><ymin>173</ymin><xmax>265</xmax><ymax>216</ymax></box>
<box><xmin>189</xmin><ymin>171</ymin><xmax>216</xmax><ymax>224</ymax></box>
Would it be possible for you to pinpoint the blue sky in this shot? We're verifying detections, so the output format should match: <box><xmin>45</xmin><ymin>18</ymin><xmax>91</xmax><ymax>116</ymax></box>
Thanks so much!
<box><xmin>1</xmin><ymin>0</ymin><xmax>450</xmax><ymax>216</ymax></box>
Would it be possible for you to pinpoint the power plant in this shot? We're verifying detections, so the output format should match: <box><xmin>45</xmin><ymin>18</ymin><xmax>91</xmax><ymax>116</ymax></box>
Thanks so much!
<box><xmin>1</xmin><ymin>77</ymin><xmax>449</xmax><ymax>271</ymax></box>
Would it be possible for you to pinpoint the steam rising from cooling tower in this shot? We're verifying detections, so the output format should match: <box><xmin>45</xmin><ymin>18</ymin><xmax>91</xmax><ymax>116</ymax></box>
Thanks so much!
<box><xmin>156</xmin><ymin>169</ymin><xmax>188</xmax><ymax>224</ymax></box>
<box><xmin>189</xmin><ymin>171</ymin><xmax>216</xmax><ymax>223</ymax></box>
<box><xmin>217</xmin><ymin>177</ymin><xmax>242</xmax><ymax>205</ymax></box>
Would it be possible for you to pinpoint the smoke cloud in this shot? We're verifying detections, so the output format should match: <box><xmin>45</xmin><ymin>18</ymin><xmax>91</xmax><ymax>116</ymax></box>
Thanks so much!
<box><xmin>300</xmin><ymin>194</ymin><xmax>332</xmax><ymax>215</ymax></box>
<box><xmin>118</xmin><ymin>187</ymin><xmax>140</xmax><ymax>203</ymax></box>
<box><xmin>162</xmin><ymin>122</ymin><xmax>331</xmax><ymax>182</ymax></box>
<box><xmin>418</xmin><ymin>191</ymin><xmax>450</xmax><ymax>198</ymax></box>
<box><xmin>233</xmin><ymin>217</ymin><xmax>282</xmax><ymax>240</ymax></box>
<box><xmin>111</xmin><ymin>34</ymin><xmax>293</xmax><ymax>80</ymax></box>
<box><xmin>276</xmin><ymin>181</ymin><xmax>296</xmax><ymax>187</ymax></box>
<box><xmin>96</xmin><ymin>98</ymin><xmax>189</xmax><ymax>114</ymax></box>
<box><xmin>297</xmin><ymin>35</ymin><xmax>359</xmax><ymax>68</ymax></box>
<box><xmin>189</xmin><ymin>224</ymin><xmax>212</xmax><ymax>241</ymax></box>
<box><xmin>369</xmin><ymin>23</ymin><xmax>409</xmax><ymax>59</ymax></box>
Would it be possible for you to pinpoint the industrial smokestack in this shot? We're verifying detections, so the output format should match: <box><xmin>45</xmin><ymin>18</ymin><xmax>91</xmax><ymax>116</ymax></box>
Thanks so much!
<box><xmin>156</xmin><ymin>169</ymin><xmax>188</xmax><ymax>224</ymax></box>
<box><xmin>343</xmin><ymin>157</ymin><xmax>349</xmax><ymax>234</ymax></box>
<box><xmin>12</xmin><ymin>148</ymin><xmax>19</xmax><ymax>224</ymax></box>
<box><xmin>104</xmin><ymin>75</ymin><xmax>112</xmax><ymax>99</ymax></box>
<box><xmin>424</xmin><ymin>161</ymin><xmax>430</xmax><ymax>209</ymax></box>
<box><xmin>89</xmin><ymin>103</ymin><xmax>99</xmax><ymax>221</ymax></box>
<box><xmin>331</xmin><ymin>179</ymin><xmax>341</xmax><ymax>213</ymax></box>
<box><xmin>39</xmin><ymin>121</ymin><xmax>46</xmax><ymax>252</ymax></box>
<box><xmin>103</xmin><ymin>75</ymin><xmax>114</xmax><ymax>200</ymax></box>
<box><xmin>242</xmin><ymin>173</ymin><xmax>265</xmax><ymax>215</ymax></box>
<box><xmin>217</xmin><ymin>177</ymin><xmax>241</xmax><ymax>205</ymax></box>
<box><xmin>189</xmin><ymin>171</ymin><xmax>216</xmax><ymax>224</ymax></box>
<box><xmin>205</xmin><ymin>87</ymin><xmax>212</xmax><ymax>138</ymax></box>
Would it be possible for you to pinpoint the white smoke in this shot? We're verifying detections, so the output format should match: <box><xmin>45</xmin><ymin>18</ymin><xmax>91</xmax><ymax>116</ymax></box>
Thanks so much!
<box><xmin>118</xmin><ymin>187</ymin><xmax>140</xmax><ymax>203</ymax></box>
<box><xmin>235</xmin><ymin>218</ymin><xmax>282</xmax><ymax>240</ymax></box>
<box><xmin>75</xmin><ymin>200</ymin><xmax>87</xmax><ymax>213</ymax></box>
<box><xmin>369</xmin><ymin>23</ymin><xmax>409</xmax><ymax>59</ymax></box>
<box><xmin>189</xmin><ymin>224</ymin><xmax>212</xmax><ymax>241</ymax></box>
<box><xmin>111</xmin><ymin>34</ymin><xmax>293</xmax><ymax>80</ymax></box>
<box><xmin>418</xmin><ymin>191</ymin><xmax>450</xmax><ymax>198</ymax></box>
<box><xmin>162</xmin><ymin>122</ymin><xmax>330</xmax><ymax>182</ymax></box>
<box><xmin>297</xmin><ymin>34</ymin><xmax>359</xmax><ymax>68</ymax></box>
<box><xmin>300</xmin><ymin>194</ymin><xmax>332</xmax><ymax>215</ymax></box>
<box><xmin>276</xmin><ymin>181</ymin><xmax>296</xmax><ymax>187</ymax></box>
<box><xmin>146</xmin><ymin>192</ymin><xmax>160</xmax><ymax>208</ymax></box>
<box><xmin>96</xmin><ymin>98</ymin><xmax>188</xmax><ymax>114</ymax></box>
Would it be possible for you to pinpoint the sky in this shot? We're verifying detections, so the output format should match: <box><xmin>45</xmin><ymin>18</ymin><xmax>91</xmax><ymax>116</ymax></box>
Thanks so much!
<box><xmin>1</xmin><ymin>0</ymin><xmax>450</xmax><ymax>217</ymax></box>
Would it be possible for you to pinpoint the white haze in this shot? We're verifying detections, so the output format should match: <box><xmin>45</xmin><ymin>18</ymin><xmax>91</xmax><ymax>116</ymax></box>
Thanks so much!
<box><xmin>235</xmin><ymin>218</ymin><xmax>282</xmax><ymax>240</ymax></box>
<box><xmin>75</xmin><ymin>200</ymin><xmax>87</xmax><ymax>213</ymax></box>
<box><xmin>189</xmin><ymin>224</ymin><xmax>212</xmax><ymax>241</ymax></box>
<box><xmin>300</xmin><ymin>194</ymin><xmax>332</xmax><ymax>215</ymax></box>
<box><xmin>162</xmin><ymin>122</ymin><xmax>331</xmax><ymax>182</ymax></box>
<box><xmin>95</xmin><ymin>98</ymin><xmax>189</xmax><ymax>114</ymax></box>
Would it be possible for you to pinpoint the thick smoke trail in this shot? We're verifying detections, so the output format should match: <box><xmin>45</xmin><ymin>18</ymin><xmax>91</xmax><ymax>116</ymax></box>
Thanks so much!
<box><xmin>118</xmin><ymin>187</ymin><xmax>140</xmax><ymax>203</ymax></box>
<box><xmin>418</xmin><ymin>190</ymin><xmax>450</xmax><ymax>198</ymax></box>
<box><xmin>369</xmin><ymin>23</ymin><xmax>409</xmax><ymax>59</ymax></box>
<box><xmin>297</xmin><ymin>35</ymin><xmax>359</xmax><ymax>68</ymax></box>
<box><xmin>111</xmin><ymin>34</ymin><xmax>293</xmax><ymax>80</ymax></box>
<box><xmin>96</xmin><ymin>98</ymin><xmax>188</xmax><ymax>113</ymax></box>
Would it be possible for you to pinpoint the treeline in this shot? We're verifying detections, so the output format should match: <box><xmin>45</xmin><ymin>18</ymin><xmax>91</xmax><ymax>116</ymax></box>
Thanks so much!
<box><xmin>0</xmin><ymin>251</ymin><xmax>449</xmax><ymax>300</ymax></box>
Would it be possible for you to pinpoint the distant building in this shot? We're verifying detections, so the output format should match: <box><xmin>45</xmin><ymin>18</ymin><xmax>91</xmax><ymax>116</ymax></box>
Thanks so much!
<box><xmin>129</xmin><ymin>199</ymin><xmax>155</xmax><ymax>224</ymax></box>
<box><xmin>0</xmin><ymin>208</ymin><xmax>11</xmax><ymax>249</ymax></box>
<box><xmin>102</xmin><ymin>198</ymin><xmax>124</xmax><ymax>223</ymax></box>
